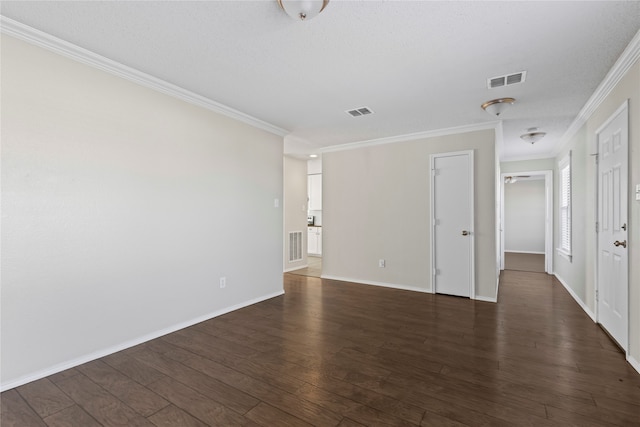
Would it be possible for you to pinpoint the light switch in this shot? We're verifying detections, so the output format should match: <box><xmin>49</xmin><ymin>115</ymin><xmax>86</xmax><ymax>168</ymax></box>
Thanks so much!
<box><xmin>636</xmin><ymin>184</ymin><xmax>640</xmax><ymax>201</ymax></box>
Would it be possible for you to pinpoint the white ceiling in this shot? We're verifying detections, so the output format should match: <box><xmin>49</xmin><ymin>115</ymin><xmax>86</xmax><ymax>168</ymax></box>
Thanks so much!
<box><xmin>2</xmin><ymin>1</ymin><xmax>639</xmax><ymax>161</ymax></box>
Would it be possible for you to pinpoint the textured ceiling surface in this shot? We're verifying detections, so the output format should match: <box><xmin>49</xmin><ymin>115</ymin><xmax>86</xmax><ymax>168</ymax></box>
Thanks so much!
<box><xmin>2</xmin><ymin>1</ymin><xmax>640</xmax><ymax>160</ymax></box>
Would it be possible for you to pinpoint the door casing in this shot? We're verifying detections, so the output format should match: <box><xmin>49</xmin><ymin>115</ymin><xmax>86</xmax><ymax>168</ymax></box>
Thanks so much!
<box><xmin>499</xmin><ymin>170</ymin><xmax>553</xmax><ymax>273</ymax></box>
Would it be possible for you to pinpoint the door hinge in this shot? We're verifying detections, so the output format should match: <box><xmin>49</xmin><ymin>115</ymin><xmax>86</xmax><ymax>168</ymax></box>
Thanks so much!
<box><xmin>595</xmin><ymin>222</ymin><xmax>599</xmax><ymax>233</ymax></box>
<box><xmin>596</xmin><ymin>289</ymin><xmax>599</xmax><ymax>301</ymax></box>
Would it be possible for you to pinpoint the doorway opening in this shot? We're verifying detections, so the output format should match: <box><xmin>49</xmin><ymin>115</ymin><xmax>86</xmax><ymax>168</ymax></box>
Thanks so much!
<box><xmin>500</xmin><ymin>170</ymin><xmax>553</xmax><ymax>274</ymax></box>
<box><xmin>288</xmin><ymin>256</ymin><xmax>322</xmax><ymax>278</ymax></box>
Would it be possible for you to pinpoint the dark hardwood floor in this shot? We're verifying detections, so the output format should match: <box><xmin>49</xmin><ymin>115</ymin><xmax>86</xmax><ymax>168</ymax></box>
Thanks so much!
<box><xmin>2</xmin><ymin>271</ymin><xmax>640</xmax><ymax>426</ymax></box>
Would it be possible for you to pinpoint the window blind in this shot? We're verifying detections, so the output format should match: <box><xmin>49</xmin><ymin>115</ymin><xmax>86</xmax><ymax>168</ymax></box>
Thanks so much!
<box><xmin>559</xmin><ymin>152</ymin><xmax>572</xmax><ymax>255</ymax></box>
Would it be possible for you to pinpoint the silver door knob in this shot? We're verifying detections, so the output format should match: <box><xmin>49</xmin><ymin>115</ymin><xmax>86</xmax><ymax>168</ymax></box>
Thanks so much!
<box><xmin>614</xmin><ymin>240</ymin><xmax>627</xmax><ymax>248</ymax></box>
<box><xmin>461</xmin><ymin>230</ymin><xmax>469</xmax><ymax>236</ymax></box>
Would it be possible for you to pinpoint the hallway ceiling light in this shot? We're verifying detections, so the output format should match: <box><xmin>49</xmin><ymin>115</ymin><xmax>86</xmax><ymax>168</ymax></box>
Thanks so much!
<box><xmin>520</xmin><ymin>128</ymin><xmax>546</xmax><ymax>144</ymax></box>
<box><xmin>505</xmin><ymin>175</ymin><xmax>530</xmax><ymax>184</ymax></box>
<box><xmin>277</xmin><ymin>0</ymin><xmax>329</xmax><ymax>21</ymax></box>
<box><xmin>481</xmin><ymin>97</ymin><xmax>515</xmax><ymax>117</ymax></box>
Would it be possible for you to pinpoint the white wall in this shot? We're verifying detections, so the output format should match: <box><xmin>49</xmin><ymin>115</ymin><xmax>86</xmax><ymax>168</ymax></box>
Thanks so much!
<box><xmin>322</xmin><ymin>129</ymin><xmax>498</xmax><ymax>300</ymax></box>
<box><xmin>501</xmin><ymin>158</ymin><xmax>555</xmax><ymax>173</ymax></box>
<box><xmin>284</xmin><ymin>156</ymin><xmax>308</xmax><ymax>271</ymax></box>
<box><xmin>1</xmin><ymin>35</ymin><xmax>284</xmax><ymax>389</ymax></box>
<box><xmin>308</xmin><ymin>158</ymin><xmax>322</xmax><ymax>174</ymax></box>
<box><xmin>504</xmin><ymin>180</ymin><xmax>546</xmax><ymax>253</ymax></box>
<box><xmin>554</xmin><ymin>56</ymin><xmax>640</xmax><ymax>370</ymax></box>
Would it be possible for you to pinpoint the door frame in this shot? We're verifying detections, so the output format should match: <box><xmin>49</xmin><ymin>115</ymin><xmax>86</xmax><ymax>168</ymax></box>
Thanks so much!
<box><xmin>430</xmin><ymin>150</ymin><xmax>475</xmax><ymax>299</ymax></box>
<box><xmin>594</xmin><ymin>99</ymin><xmax>629</xmax><ymax>354</ymax></box>
<box><xmin>499</xmin><ymin>170</ymin><xmax>553</xmax><ymax>273</ymax></box>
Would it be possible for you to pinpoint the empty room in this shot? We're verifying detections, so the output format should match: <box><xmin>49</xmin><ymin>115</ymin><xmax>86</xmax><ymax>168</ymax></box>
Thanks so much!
<box><xmin>2</xmin><ymin>1</ymin><xmax>640</xmax><ymax>426</ymax></box>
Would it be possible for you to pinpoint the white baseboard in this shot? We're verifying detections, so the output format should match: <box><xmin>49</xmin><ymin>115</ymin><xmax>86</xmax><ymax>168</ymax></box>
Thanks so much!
<box><xmin>0</xmin><ymin>290</ymin><xmax>284</xmax><ymax>392</ymax></box>
<box><xmin>320</xmin><ymin>275</ymin><xmax>431</xmax><ymax>294</ymax></box>
<box><xmin>504</xmin><ymin>250</ymin><xmax>545</xmax><ymax>254</ymax></box>
<box><xmin>474</xmin><ymin>295</ymin><xmax>498</xmax><ymax>303</ymax></box>
<box><xmin>321</xmin><ymin>274</ymin><xmax>497</xmax><ymax>302</ymax></box>
<box><xmin>284</xmin><ymin>264</ymin><xmax>307</xmax><ymax>273</ymax></box>
<box><xmin>627</xmin><ymin>354</ymin><xmax>640</xmax><ymax>375</ymax></box>
<box><xmin>554</xmin><ymin>274</ymin><xmax>597</xmax><ymax>322</ymax></box>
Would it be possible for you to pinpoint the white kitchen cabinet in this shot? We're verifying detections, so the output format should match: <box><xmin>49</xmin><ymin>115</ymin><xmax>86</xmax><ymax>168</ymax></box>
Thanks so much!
<box><xmin>308</xmin><ymin>174</ymin><xmax>322</xmax><ymax>210</ymax></box>
<box><xmin>308</xmin><ymin>226</ymin><xmax>322</xmax><ymax>255</ymax></box>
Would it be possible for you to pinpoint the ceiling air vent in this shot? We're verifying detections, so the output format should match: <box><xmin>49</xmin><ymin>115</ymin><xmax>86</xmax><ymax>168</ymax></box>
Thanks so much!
<box><xmin>346</xmin><ymin>107</ymin><xmax>374</xmax><ymax>117</ymax></box>
<box><xmin>487</xmin><ymin>71</ymin><xmax>526</xmax><ymax>89</ymax></box>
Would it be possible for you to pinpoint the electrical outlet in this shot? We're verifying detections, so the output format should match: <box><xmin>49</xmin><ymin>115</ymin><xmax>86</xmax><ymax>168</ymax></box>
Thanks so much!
<box><xmin>378</xmin><ymin>259</ymin><xmax>386</xmax><ymax>268</ymax></box>
<box><xmin>219</xmin><ymin>277</ymin><xmax>226</xmax><ymax>288</ymax></box>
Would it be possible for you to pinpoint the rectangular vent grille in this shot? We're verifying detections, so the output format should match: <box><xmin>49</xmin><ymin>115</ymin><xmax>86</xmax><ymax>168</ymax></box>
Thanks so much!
<box><xmin>289</xmin><ymin>231</ymin><xmax>303</xmax><ymax>262</ymax></box>
<box><xmin>487</xmin><ymin>71</ymin><xmax>526</xmax><ymax>89</ymax></box>
<box><xmin>346</xmin><ymin>107</ymin><xmax>374</xmax><ymax>117</ymax></box>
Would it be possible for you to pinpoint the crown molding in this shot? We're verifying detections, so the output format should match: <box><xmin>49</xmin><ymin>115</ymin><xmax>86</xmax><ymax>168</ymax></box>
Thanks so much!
<box><xmin>0</xmin><ymin>16</ymin><xmax>289</xmax><ymax>137</ymax></box>
<box><xmin>320</xmin><ymin>121</ymin><xmax>501</xmax><ymax>154</ymax></box>
<box><xmin>552</xmin><ymin>28</ymin><xmax>640</xmax><ymax>157</ymax></box>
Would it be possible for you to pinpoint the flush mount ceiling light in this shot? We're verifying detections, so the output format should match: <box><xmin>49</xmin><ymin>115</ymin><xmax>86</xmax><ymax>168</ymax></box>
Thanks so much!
<box><xmin>505</xmin><ymin>175</ymin><xmax>531</xmax><ymax>184</ymax></box>
<box><xmin>520</xmin><ymin>127</ymin><xmax>546</xmax><ymax>144</ymax></box>
<box><xmin>277</xmin><ymin>0</ymin><xmax>329</xmax><ymax>21</ymax></box>
<box><xmin>481</xmin><ymin>97</ymin><xmax>516</xmax><ymax>117</ymax></box>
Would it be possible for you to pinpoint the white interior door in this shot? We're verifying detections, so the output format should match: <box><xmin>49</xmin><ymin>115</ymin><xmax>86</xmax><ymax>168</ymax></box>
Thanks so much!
<box><xmin>431</xmin><ymin>151</ymin><xmax>474</xmax><ymax>298</ymax></box>
<box><xmin>597</xmin><ymin>102</ymin><xmax>628</xmax><ymax>351</ymax></box>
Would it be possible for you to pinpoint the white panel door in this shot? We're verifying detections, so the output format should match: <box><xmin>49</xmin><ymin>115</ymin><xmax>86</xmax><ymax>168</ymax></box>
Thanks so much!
<box><xmin>597</xmin><ymin>104</ymin><xmax>628</xmax><ymax>351</ymax></box>
<box><xmin>432</xmin><ymin>151</ymin><xmax>474</xmax><ymax>298</ymax></box>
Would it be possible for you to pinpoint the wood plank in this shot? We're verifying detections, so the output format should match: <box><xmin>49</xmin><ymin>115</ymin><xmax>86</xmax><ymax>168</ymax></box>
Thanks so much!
<box><xmin>146</xmin><ymin>376</ymin><xmax>253</xmax><ymax>426</ymax></box>
<box><xmin>55</xmin><ymin>373</ymin><xmax>154</xmax><ymax>426</ymax></box>
<box><xmin>102</xmin><ymin>351</ymin><xmax>167</xmax><ymax>386</ymax></box>
<box><xmin>76</xmin><ymin>359</ymin><xmax>170</xmax><ymax>416</ymax></box>
<box><xmin>48</xmin><ymin>368</ymin><xmax>81</xmax><ymax>384</ymax></box>
<box><xmin>132</xmin><ymin>349</ymin><xmax>260</xmax><ymax>414</ymax></box>
<box><xmin>244</xmin><ymin>402</ymin><xmax>313</xmax><ymax>427</ymax></box>
<box><xmin>147</xmin><ymin>405</ymin><xmax>209</xmax><ymax>427</ymax></box>
<box><xmin>16</xmin><ymin>378</ymin><xmax>75</xmax><ymax>418</ymax></box>
<box><xmin>0</xmin><ymin>389</ymin><xmax>47</xmax><ymax>427</ymax></box>
<box><xmin>42</xmin><ymin>405</ymin><xmax>102</xmax><ymax>427</ymax></box>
